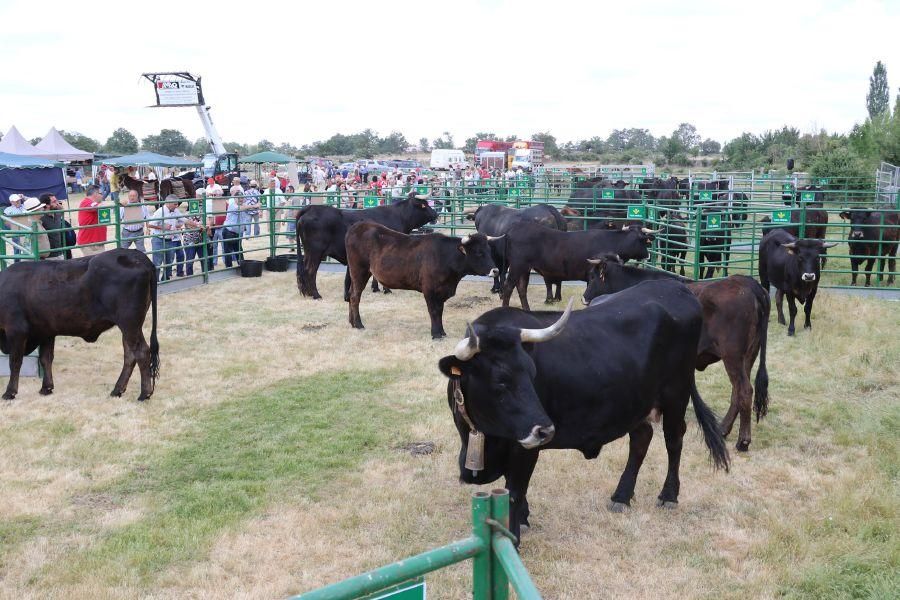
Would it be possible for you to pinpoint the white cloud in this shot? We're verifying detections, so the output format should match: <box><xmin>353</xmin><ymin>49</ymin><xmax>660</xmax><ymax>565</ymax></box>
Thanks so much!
<box><xmin>0</xmin><ymin>0</ymin><xmax>897</xmax><ymax>147</ymax></box>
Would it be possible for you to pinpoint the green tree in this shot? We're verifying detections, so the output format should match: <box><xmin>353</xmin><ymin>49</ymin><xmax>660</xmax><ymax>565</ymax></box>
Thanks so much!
<box><xmin>531</xmin><ymin>131</ymin><xmax>559</xmax><ymax>159</ymax></box>
<box><xmin>377</xmin><ymin>131</ymin><xmax>408</xmax><ymax>155</ymax></box>
<box><xmin>866</xmin><ymin>61</ymin><xmax>890</xmax><ymax>119</ymax></box>
<box><xmin>59</xmin><ymin>130</ymin><xmax>101</xmax><ymax>153</ymax></box>
<box><xmin>104</xmin><ymin>128</ymin><xmax>139</xmax><ymax>154</ymax></box>
<box><xmin>190</xmin><ymin>137</ymin><xmax>210</xmax><ymax>157</ymax></box>
<box><xmin>29</xmin><ymin>137</ymin><xmax>42</xmax><ymax>146</ymax></box>
<box><xmin>432</xmin><ymin>131</ymin><xmax>455</xmax><ymax>150</ymax></box>
<box><xmin>699</xmin><ymin>139</ymin><xmax>721</xmax><ymax>155</ymax></box>
<box><xmin>463</xmin><ymin>132</ymin><xmax>498</xmax><ymax>154</ymax></box>
<box><xmin>418</xmin><ymin>137</ymin><xmax>430</xmax><ymax>152</ymax></box>
<box><xmin>672</xmin><ymin>123</ymin><xmax>700</xmax><ymax>154</ymax></box>
<box><xmin>223</xmin><ymin>141</ymin><xmax>248</xmax><ymax>154</ymax></box>
<box><xmin>254</xmin><ymin>139</ymin><xmax>275</xmax><ymax>153</ymax></box>
<box><xmin>141</xmin><ymin>129</ymin><xmax>191</xmax><ymax>155</ymax></box>
<box><xmin>808</xmin><ymin>147</ymin><xmax>872</xmax><ymax>188</ymax></box>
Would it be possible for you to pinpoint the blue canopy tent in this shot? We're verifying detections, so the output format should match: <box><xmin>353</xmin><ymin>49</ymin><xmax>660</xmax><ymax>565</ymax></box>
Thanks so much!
<box><xmin>0</xmin><ymin>152</ymin><xmax>67</xmax><ymax>207</ymax></box>
<box><xmin>101</xmin><ymin>151</ymin><xmax>202</xmax><ymax>168</ymax></box>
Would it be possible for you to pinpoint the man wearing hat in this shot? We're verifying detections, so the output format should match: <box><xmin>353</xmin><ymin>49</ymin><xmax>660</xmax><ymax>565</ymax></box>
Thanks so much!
<box><xmin>4</xmin><ymin>194</ymin><xmax>28</xmax><ymax>261</ymax></box>
<box><xmin>205</xmin><ymin>177</ymin><xmax>225</xmax><ymax>268</ymax></box>
<box><xmin>22</xmin><ymin>197</ymin><xmax>53</xmax><ymax>259</ymax></box>
<box><xmin>148</xmin><ymin>194</ymin><xmax>185</xmax><ymax>282</ymax></box>
<box><xmin>244</xmin><ymin>179</ymin><xmax>262</xmax><ymax>236</ymax></box>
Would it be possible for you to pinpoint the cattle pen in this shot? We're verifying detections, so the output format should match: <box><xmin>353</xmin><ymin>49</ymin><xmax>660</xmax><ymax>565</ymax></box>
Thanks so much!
<box><xmin>0</xmin><ymin>175</ymin><xmax>897</xmax><ymax>598</ymax></box>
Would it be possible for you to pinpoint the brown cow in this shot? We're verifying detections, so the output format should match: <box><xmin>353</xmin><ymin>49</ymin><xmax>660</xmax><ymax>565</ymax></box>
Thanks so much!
<box><xmin>345</xmin><ymin>222</ymin><xmax>499</xmax><ymax>339</ymax></box>
<box><xmin>583</xmin><ymin>258</ymin><xmax>770</xmax><ymax>452</ymax></box>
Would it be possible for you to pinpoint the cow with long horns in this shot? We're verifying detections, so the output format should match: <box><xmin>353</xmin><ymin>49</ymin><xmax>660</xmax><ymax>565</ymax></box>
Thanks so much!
<box><xmin>295</xmin><ymin>191</ymin><xmax>438</xmax><ymax>300</ymax></box>
<box><xmin>346</xmin><ymin>222</ymin><xmax>499</xmax><ymax>338</ymax></box>
<box><xmin>439</xmin><ymin>282</ymin><xmax>730</xmax><ymax>543</ymax></box>
<box><xmin>500</xmin><ymin>221</ymin><xmax>657</xmax><ymax>310</ymax></box>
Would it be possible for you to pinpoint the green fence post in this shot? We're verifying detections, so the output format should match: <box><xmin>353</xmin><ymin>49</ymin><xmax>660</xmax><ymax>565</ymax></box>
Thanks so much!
<box><xmin>692</xmin><ymin>206</ymin><xmax>702</xmax><ymax>280</ymax></box>
<box><xmin>269</xmin><ymin>194</ymin><xmax>277</xmax><ymax>258</ymax></box>
<box><xmin>472</xmin><ymin>492</ymin><xmax>492</xmax><ymax>600</ymax></box>
<box><xmin>112</xmin><ymin>199</ymin><xmax>121</xmax><ymax>249</ymax></box>
<box><xmin>30</xmin><ymin>221</ymin><xmax>40</xmax><ymax>260</ymax></box>
<box><xmin>200</xmin><ymin>196</ymin><xmax>210</xmax><ymax>284</ymax></box>
<box><xmin>798</xmin><ymin>204</ymin><xmax>807</xmax><ymax>238</ymax></box>
<box><xmin>490</xmin><ymin>489</ymin><xmax>510</xmax><ymax>600</ymax></box>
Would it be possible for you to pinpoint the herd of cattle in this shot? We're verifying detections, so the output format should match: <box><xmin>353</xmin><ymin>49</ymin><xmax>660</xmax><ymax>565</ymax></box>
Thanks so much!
<box><xmin>0</xmin><ymin>176</ymin><xmax>897</xmax><ymax>545</ymax></box>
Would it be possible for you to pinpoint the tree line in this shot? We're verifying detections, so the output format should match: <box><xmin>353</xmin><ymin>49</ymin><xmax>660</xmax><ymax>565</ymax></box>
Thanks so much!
<box><xmin>5</xmin><ymin>61</ymin><xmax>896</xmax><ymax>182</ymax></box>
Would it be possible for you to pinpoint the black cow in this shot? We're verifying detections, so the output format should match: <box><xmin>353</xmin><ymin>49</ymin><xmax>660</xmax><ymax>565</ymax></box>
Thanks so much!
<box><xmin>501</xmin><ymin>222</ymin><xmax>655</xmax><ymax>310</ymax></box>
<box><xmin>295</xmin><ymin>192</ymin><xmax>438</xmax><ymax>299</ymax></box>
<box><xmin>759</xmin><ymin>230</ymin><xmax>836</xmax><ymax>335</ymax></box>
<box><xmin>439</xmin><ymin>284</ymin><xmax>730</xmax><ymax>542</ymax></box>
<box><xmin>562</xmin><ymin>178</ymin><xmax>641</xmax><ymax>230</ymax></box>
<box><xmin>697</xmin><ymin>202</ymin><xmax>749</xmax><ymax>279</ymax></box>
<box><xmin>658</xmin><ymin>215</ymin><xmax>688</xmax><ymax>275</ymax></box>
<box><xmin>839</xmin><ymin>209</ymin><xmax>899</xmax><ymax>286</ymax></box>
<box><xmin>0</xmin><ymin>249</ymin><xmax>160</xmax><ymax>400</ymax></box>
<box><xmin>345</xmin><ymin>223</ymin><xmax>497</xmax><ymax>338</ymax></box>
<box><xmin>582</xmin><ymin>258</ymin><xmax>771</xmax><ymax>451</ymax></box>
<box><xmin>465</xmin><ymin>203</ymin><xmax>568</xmax><ymax>301</ymax></box>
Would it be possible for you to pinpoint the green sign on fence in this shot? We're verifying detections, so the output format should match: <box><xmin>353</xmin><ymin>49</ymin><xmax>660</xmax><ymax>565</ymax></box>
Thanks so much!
<box><xmin>98</xmin><ymin>208</ymin><xmax>111</xmax><ymax>224</ymax></box>
<box><xmin>361</xmin><ymin>579</ymin><xmax>425</xmax><ymax>600</ymax></box>
<box><xmin>627</xmin><ymin>205</ymin><xmax>646</xmax><ymax>219</ymax></box>
<box><xmin>817</xmin><ymin>178</ymin><xmax>829</xmax><ymax>185</ymax></box>
<box><xmin>783</xmin><ymin>183</ymin><xmax>794</xmax><ymax>193</ymax></box>
<box><xmin>800</xmin><ymin>192</ymin><xmax>816</xmax><ymax>202</ymax></box>
<box><xmin>706</xmin><ymin>213</ymin><xmax>723</xmax><ymax>229</ymax></box>
<box><xmin>416</xmin><ymin>186</ymin><xmax>428</xmax><ymax>195</ymax></box>
<box><xmin>771</xmin><ymin>210</ymin><xmax>791</xmax><ymax>224</ymax></box>
<box><xmin>363</xmin><ymin>196</ymin><xmax>379</xmax><ymax>208</ymax></box>
<box><xmin>698</xmin><ymin>190</ymin><xmax>713</xmax><ymax>201</ymax></box>
<box><xmin>188</xmin><ymin>199</ymin><xmax>200</xmax><ymax>214</ymax></box>
<box><xmin>641</xmin><ymin>167</ymin><xmax>647</xmax><ymax>175</ymax></box>
<box><xmin>634</xmin><ymin>177</ymin><xmax>644</xmax><ymax>183</ymax></box>
<box><xmin>601</xmin><ymin>188</ymin><xmax>615</xmax><ymax>199</ymax></box>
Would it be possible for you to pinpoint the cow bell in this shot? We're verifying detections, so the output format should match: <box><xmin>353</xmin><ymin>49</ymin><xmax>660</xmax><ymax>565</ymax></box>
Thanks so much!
<box><xmin>465</xmin><ymin>430</ymin><xmax>485</xmax><ymax>475</ymax></box>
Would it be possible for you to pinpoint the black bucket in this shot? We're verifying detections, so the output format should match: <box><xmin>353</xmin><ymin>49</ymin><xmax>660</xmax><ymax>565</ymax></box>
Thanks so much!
<box><xmin>265</xmin><ymin>256</ymin><xmax>289</xmax><ymax>272</ymax></box>
<box><xmin>240</xmin><ymin>260</ymin><xmax>263</xmax><ymax>277</ymax></box>
<box><xmin>279</xmin><ymin>253</ymin><xmax>298</xmax><ymax>262</ymax></box>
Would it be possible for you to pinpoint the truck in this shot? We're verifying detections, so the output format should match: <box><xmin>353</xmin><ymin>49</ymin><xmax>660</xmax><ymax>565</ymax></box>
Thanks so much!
<box><xmin>509</xmin><ymin>140</ymin><xmax>544</xmax><ymax>171</ymax></box>
<box><xmin>430</xmin><ymin>149</ymin><xmax>468</xmax><ymax>170</ymax></box>
<box><xmin>474</xmin><ymin>140</ymin><xmax>512</xmax><ymax>166</ymax></box>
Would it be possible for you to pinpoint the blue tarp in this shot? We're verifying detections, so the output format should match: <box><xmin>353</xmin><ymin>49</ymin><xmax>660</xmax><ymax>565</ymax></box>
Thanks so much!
<box><xmin>0</xmin><ymin>158</ymin><xmax>68</xmax><ymax>207</ymax></box>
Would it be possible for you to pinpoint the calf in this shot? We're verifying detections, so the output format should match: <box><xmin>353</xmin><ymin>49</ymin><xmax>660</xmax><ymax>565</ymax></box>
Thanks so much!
<box><xmin>501</xmin><ymin>222</ymin><xmax>654</xmax><ymax>311</ymax></box>
<box><xmin>839</xmin><ymin>209</ymin><xmax>899</xmax><ymax>286</ymax></box>
<box><xmin>0</xmin><ymin>249</ymin><xmax>160</xmax><ymax>400</ymax></box>
<box><xmin>583</xmin><ymin>257</ymin><xmax>770</xmax><ymax>451</ymax></box>
<box><xmin>758</xmin><ymin>230</ymin><xmax>835</xmax><ymax>335</ymax></box>
<box><xmin>346</xmin><ymin>222</ymin><xmax>497</xmax><ymax>339</ymax></box>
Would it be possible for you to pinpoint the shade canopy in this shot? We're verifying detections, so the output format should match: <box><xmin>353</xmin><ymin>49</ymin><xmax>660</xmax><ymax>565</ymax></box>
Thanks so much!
<box><xmin>240</xmin><ymin>151</ymin><xmax>295</xmax><ymax>164</ymax></box>
<box><xmin>0</xmin><ymin>152</ymin><xmax>60</xmax><ymax>169</ymax></box>
<box><xmin>0</xmin><ymin>126</ymin><xmax>51</xmax><ymax>157</ymax></box>
<box><xmin>101</xmin><ymin>151</ymin><xmax>202</xmax><ymax>168</ymax></box>
<box><xmin>33</xmin><ymin>127</ymin><xmax>94</xmax><ymax>161</ymax></box>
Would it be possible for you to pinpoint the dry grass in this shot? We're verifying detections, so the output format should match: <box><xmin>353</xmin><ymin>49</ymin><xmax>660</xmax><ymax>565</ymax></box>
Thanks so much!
<box><xmin>0</xmin><ymin>270</ymin><xmax>897</xmax><ymax>599</ymax></box>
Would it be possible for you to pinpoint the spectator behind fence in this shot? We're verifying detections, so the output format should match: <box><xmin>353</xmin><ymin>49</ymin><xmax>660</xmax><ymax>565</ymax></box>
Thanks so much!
<box><xmin>205</xmin><ymin>177</ymin><xmax>227</xmax><ymax>269</ymax></box>
<box><xmin>171</xmin><ymin>201</ymin><xmax>202</xmax><ymax>277</ymax></box>
<box><xmin>109</xmin><ymin>167</ymin><xmax>121</xmax><ymax>203</ymax></box>
<box><xmin>3</xmin><ymin>194</ymin><xmax>27</xmax><ymax>261</ymax></box>
<box><xmin>97</xmin><ymin>165</ymin><xmax>110</xmax><ymax>200</ymax></box>
<box><xmin>77</xmin><ymin>184</ymin><xmax>109</xmax><ymax>256</ymax></box>
<box><xmin>148</xmin><ymin>195</ymin><xmax>184</xmax><ymax>282</ymax></box>
<box><xmin>245</xmin><ymin>179</ymin><xmax>263</xmax><ymax>236</ymax></box>
<box><xmin>119</xmin><ymin>190</ymin><xmax>150</xmax><ymax>253</ymax></box>
<box><xmin>181</xmin><ymin>199</ymin><xmax>205</xmax><ymax>277</ymax></box>
<box><xmin>222</xmin><ymin>185</ymin><xmax>252</xmax><ymax>267</ymax></box>
<box><xmin>38</xmin><ymin>193</ymin><xmax>65</xmax><ymax>260</ymax></box>
<box><xmin>22</xmin><ymin>197</ymin><xmax>53</xmax><ymax>259</ymax></box>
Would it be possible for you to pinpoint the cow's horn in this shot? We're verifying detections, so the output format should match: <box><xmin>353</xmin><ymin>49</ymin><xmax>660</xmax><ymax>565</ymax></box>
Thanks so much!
<box><xmin>460</xmin><ymin>234</ymin><xmax>471</xmax><ymax>245</ymax></box>
<box><xmin>586</xmin><ymin>257</ymin><xmax>605</xmax><ymax>265</ymax></box>
<box><xmin>454</xmin><ymin>323</ymin><xmax>480</xmax><ymax>361</ymax></box>
<box><xmin>621</xmin><ymin>224</ymin><xmax>629</xmax><ymax>231</ymax></box>
<box><xmin>520</xmin><ymin>298</ymin><xmax>574</xmax><ymax>344</ymax></box>
<box><xmin>782</xmin><ymin>242</ymin><xmax>797</xmax><ymax>249</ymax></box>
<box><xmin>414</xmin><ymin>193</ymin><xmax>430</xmax><ymax>200</ymax></box>
<box><xmin>822</xmin><ymin>242</ymin><xmax>838</xmax><ymax>248</ymax></box>
<box><xmin>462</xmin><ymin>206</ymin><xmax>479</xmax><ymax>215</ymax></box>
<box><xmin>641</xmin><ymin>227</ymin><xmax>660</xmax><ymax>234</ymax></box>
<box><xmin>486</xmin><ymin>234</ymin><xmax>505</xmax><ymax>241</ymax></box>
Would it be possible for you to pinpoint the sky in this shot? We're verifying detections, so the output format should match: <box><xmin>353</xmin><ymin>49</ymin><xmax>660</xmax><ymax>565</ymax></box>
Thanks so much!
<box><xmin>1</xmin><ymin>0</ymin><xmax>898</xmax><ymax>149</ymax></box>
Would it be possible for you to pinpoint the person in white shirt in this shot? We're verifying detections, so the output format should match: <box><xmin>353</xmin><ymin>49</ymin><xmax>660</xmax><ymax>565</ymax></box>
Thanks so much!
<box><xmin>244</xmin><ymin>180</ymin><xmax>264</xmax><ymax>236</ymax></box>
<box><xmin>119</xmin><ymin>190</ymin><xmax>151</xmax><ymax>253</ymax></box>
<box><xmin>147</xmin><ymin>195</ymin><xmax>184</xmax><ymax>281</ymax></box>
<box><xmin>3</xmin><ymin>194</ymin><xmax>27</xmax><ymax>261</ymax></box>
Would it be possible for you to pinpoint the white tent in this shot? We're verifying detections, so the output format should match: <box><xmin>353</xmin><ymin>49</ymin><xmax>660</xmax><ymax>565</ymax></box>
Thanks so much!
<box><xmin>33</xmin><ymin>127</ymin><xmax>93</xmax><ymax>161</ymax></box>
<box><xmin>0</xmin><ymin>126</ymin><xmax>49</xmax><ymax>156</ymax></box>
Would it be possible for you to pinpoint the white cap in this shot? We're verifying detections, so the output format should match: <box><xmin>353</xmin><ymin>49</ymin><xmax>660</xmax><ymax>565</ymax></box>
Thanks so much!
<box><xmin>9</xmin><ymin>193</ymin><xmax>23</xmax><ymax>203</ymax></box>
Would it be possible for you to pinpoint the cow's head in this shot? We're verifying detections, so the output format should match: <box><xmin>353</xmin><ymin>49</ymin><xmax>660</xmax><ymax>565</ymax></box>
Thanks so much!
<box><xmin>458</xmin><ymin>233</ymin><xmax>499</xmax><ymax>277</ymax></box>
<box><xmin>403</xmin><ymin>191</ymin><xmax>439</xmax><ymax>225</ymax></box>
<box><xmin>438</xmin><ymin>299</ymin><xmax>574</xmax><ymax>449</ymax></box>
<box><xmin>782</xmin><ymin>239</ymin><xmax>837</xmax><ymax>282</ymax></box>
<box><xmin>615</xmin><ymin>224</ymin><xmax>656</xmax><ymax>260</ymax></box>
<box><xmin>839</xmin><ymin>210</ymin><xmax>872</xmax><ymax>240</ymax></box>
<box><xmin>582</xmin><ymin>254</ymin><xmax>622</xmax><ymax>304</ymax></box>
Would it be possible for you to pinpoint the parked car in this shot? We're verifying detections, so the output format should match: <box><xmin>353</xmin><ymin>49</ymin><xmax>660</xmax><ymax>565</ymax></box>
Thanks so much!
<box><xmin>357</xmin><ymin>159</ymin><xmax>391</xmax><ymax>175</ymax></box>
<box><xmin>386</xmin><ymin>159</ymin><xmax>423</xmax><ymax>173</ymax></box>
<box><xmin>338</xmin><ymin>162</ymin><xmax>357</xmax><ymax>174</ymax></box>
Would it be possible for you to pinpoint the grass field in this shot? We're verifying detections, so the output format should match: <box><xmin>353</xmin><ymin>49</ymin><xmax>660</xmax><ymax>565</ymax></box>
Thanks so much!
<box><xmin>0</xmin><ymin>266</ymin><xmax>898</xmax><ymax>599</ymax></box>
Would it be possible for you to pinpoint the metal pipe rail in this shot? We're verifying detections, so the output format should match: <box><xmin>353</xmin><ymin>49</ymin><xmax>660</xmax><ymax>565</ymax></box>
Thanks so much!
<box><xmin>292</xmin><ymin>489</ymin><xmax>541</xmax><ymax>600</ymax></box>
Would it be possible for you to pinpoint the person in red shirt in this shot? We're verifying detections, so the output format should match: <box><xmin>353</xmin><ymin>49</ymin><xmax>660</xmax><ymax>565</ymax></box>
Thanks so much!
<box><xmin>77</xmin><ymin>185</ymin><xmax>109</xmax><ymax>256</ymax></box>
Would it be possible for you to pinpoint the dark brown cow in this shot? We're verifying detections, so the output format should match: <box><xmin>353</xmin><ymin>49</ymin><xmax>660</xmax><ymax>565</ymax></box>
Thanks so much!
<box><xmin>159</xmin><ymin>175</ymin><xmax>197</xmax><ymax>200</ymax></box>
<box><xmin>582</xmin><ymin>258</ymin><xmax>770</xmax><ymax>452</ymax></box>
<box><xmin>346</xmin><ymin>222</ymin><xmax>498</xmax><ymax>339</ymax></box>
<box><xmin>0</xmin><ymin>249</ymin><xmax>160</xmax><ymax>400</ymax></box>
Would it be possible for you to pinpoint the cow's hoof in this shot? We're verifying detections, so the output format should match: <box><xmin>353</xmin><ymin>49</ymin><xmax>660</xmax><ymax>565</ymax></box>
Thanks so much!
<box><xmin>2</xmin><ymin>392</ymin><xmax>15</xmax><ymax>400</ymax></box>
<box><xmin>110</xmin><ymin>389</ymin><xmax>123</xmax><ymax>397</ymax></box>
<box><xmin>804</xmin><ymin>324</ymin><xmax>811</xmax><ymax>330</ymax></box>
<box><xmin>136</xmin><ymin>395</ymin><xmax>150</xmax><ymax>402</ymax></box>
<box><xmin>656</xmin><ymin>499</ymin><xmax>679</xmax><ymax>510</ymax></box>
<box><xmin>606</xmin><ymin>500</ymin><xmax>630</xmax><ymax>513</ymax></box>
<box><xmin>39</xmin><ymin>388</ymin><xmax>53</xmax><ymax>396</ymax></box>
<box><xmin>787</xmin><ymin>330</ymin><xmax>795</xmax><ymax>337</ymax></box>
<box><xmin>352</xmin><ymin>324</ymin><xmax>365</xmax><ymax>330</ymax></box>
<box><xmin>383</xmin><ymin>289</ymin><xmax>392</xmax><ymax>294</ymax></box>
<box><xmin>311</xmin><ymin>293</ymin><xmax>323</xmax><ymax>300</ymax></box>
<box><xmin>736</xmin><ymin>440</ymin><xmax>751</xmax><ymax>452</ymax></box>
<box><xmin>432</xmin><ymin>333</ymin><xmax>447</xmax><ymax>340</ymax></box>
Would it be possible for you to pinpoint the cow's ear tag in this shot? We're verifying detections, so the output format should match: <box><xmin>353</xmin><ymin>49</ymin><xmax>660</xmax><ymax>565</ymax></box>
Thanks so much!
<box><xmin>451</xmin><ymin>366</ymin><xmax>462</xmax><ymax>376</ymax></box>
<box><xmin>465</xmin><ymin>431</ymin><xmax>485</xmax><ymax>474</ymax></box>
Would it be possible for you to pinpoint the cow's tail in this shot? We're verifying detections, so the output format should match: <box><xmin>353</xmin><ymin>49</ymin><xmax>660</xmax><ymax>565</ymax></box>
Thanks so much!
<box><xmin>295</xmin><ymin>206</ymin><xmax>311</xmax><ymax>296</ymax></box>
<box><xmin>149</xmin><ymin>273</ymin><xmax>160</xmax><ymax>389</ymax></box>
<box><xmin>690</xmin><ymin>376</ymin><xmax>730</xmax><ymax>472</ymax></box>
<box><xmin>750</xmin><ymin>279</ymin><xmax>771</xmax><ymax>422</ymax></box>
